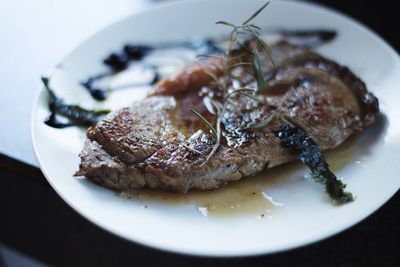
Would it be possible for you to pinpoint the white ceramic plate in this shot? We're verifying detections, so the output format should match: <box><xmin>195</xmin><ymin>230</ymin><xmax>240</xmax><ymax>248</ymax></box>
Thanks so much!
<box><xmin>32</xmin><ymin>0</ymin><xmax>400</xmax><ymax>257</ymax></box>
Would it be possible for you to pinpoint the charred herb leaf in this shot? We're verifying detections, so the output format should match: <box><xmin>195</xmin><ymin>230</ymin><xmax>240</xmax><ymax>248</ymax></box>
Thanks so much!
<box><xmin>276</xmin><ymin>124</ymin><xmax>354</xmax><ymax>203</ymax></box>
<box><xmin>81</xmin><ymin>73</ymin><xmax>109</xmax><ymax>101</ymax></box>
<box><xmin>42</xmin><ymin>76</ymin><xmax>111</xmax><ymax>128</ymax></box>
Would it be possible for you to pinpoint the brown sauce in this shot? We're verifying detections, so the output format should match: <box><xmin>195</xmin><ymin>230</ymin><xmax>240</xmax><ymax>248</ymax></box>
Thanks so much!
<box><xmin>325</xmin><ymin>136</ymin><xmax>357</xmax><ymax>173</ymax></box>
<box><xmin>118</xmin><ymin>136</ymin><xmax>357</xmax><ymax>217</ymax></box>
<box><xmin>118</xmin><ymin>163</ymin><xmax>298</xmax><ymax>218</ymax></box>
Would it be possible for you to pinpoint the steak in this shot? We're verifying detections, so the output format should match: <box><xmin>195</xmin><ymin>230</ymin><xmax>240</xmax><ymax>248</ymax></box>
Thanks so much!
<box><xmin>75</xmin><ymin>42</ymin><xmax>379</xmax><ymax>192</ymax></box>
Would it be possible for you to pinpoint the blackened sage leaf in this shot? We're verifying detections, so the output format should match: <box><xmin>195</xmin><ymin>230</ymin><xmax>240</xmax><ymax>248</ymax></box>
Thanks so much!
<box><xmin>276</xmin><ymin>124</ymin><xmax>354</xmax><ymax>203</ymax></box>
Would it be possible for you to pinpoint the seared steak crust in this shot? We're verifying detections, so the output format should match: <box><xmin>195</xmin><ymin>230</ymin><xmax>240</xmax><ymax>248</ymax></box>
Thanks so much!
<box><xmin>76</xmin><ymin>42</ymin><xmax>379</xmax><ymax>192</ymax></box>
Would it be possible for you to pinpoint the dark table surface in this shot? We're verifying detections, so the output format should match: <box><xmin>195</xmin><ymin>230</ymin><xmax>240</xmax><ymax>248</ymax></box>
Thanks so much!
<box><xmin>1</xmin><ymin>0</ymin><xmax>399</xmax><ymax>266</ymax></box>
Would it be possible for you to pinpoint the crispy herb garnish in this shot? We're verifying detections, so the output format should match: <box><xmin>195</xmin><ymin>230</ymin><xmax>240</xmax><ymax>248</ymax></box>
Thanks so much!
<box><xmin>42</xmin><ymin>76</ymin><xmax>111</xmax><ymax>128</ymax></box>
<box><xmin>276</xmin><ymin>124</ymin><xmax>354</xmax><ymax>203</ymax></box>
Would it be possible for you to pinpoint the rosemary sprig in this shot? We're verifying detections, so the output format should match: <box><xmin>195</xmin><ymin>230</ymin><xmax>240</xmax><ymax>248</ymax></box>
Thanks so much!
<box><xmin>254</xmin><ymin>32</ymin><xmax>275</xmax><ymax>68</ymax></box>
<box><xmin>242</xmin><ymin>2</ymin><xmax>270</xmax><ymax>25</ymax></box>
<box><xmin>216</xmin><ymin>1</ymin><xmax>274</xmax><ymax>96</ymax></box>
<box><xmin>185</xmin><ymin>2</ymin><xmax>274</xmax><ymax>163</ymax></box>
<box><xmin>190</xmin><ymin>108</ymin><xmax>217</xmax><ymax>138</ymax></box>
<box><xmin>182</xmin><ymin>143</ymin><xmax>205</xmax><ymax>156</ymax></box>
<box><xmin>252</xmin><ymin>50</ymin><xmax>268</xmax><ymax>95</ymax></box>
<box><xmin>216</xmin><ymin>2</ymin><xmax>274</xmax><ymax>62</ymax></box>
<box><xmin>215</xmin><ymin>21</ymin><xmax>237</xmax><ymax>28</ymax></box>
<box><xmin>224</xmin><ymin>88</ymin><xmax>258</xmax><ymax>101</ymax></box>
<box><xmin>245</xmin><ymin>112</ymin><xmax>275</xmax><ymax>129</ymax></box>
<box><xmin>203</xmin><ymin>69</ymin><xmax>220</xmax><ymax>83</ymax></box>
<box><xmin>196</xmin><ymin>54</ymin><xmax>226</xmax><ymax>61</ymax></box>
<box><xmin>230</xmin><ymin>62</ymin><xmax>252</xmax><ymax>68</ymax></box>
<box><xmin>190</xmin><ymin>108</ymin><xmax>220</xmax><ymax>162</ymax></box>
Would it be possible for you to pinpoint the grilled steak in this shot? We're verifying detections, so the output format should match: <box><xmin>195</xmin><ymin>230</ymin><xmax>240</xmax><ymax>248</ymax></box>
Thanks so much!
<box><xmin>75</xmin><ymin>42</ymin><xmax>379</xmax><ymax>192</ymax></box>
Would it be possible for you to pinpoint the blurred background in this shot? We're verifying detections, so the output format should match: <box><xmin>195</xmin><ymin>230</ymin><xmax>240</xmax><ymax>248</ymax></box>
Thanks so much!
<box><xmin>0</xmin><ymin>0</ymin><xmax>397</xmax><ymax>266</ymax></box>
